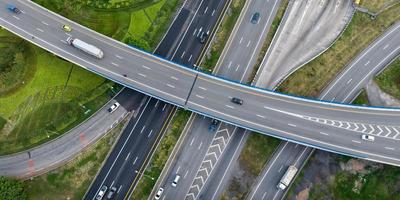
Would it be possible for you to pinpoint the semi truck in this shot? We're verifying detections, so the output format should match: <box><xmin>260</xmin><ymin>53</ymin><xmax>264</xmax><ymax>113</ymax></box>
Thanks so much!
<box><xmin>277</xmin><ymin>165</ymin><xmax>298</xmax><ymax>190</ymax></box>
<box><xmin>66</xmin><ymin>37</ymin><xmax>104</xmax><ymax>59</ymax></box>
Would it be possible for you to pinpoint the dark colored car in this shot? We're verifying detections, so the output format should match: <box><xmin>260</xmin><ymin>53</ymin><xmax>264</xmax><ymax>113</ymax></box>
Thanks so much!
<box><xmin>208</xmin><ymin>119</ymin><xmax>220</xmax><ymax>132</ymax></box>
<box><xmin>106</xmin><ymin>186</ymin><xmax>117</xmax><ymax>199</ymax></box>
<box><xmin>251</xmin><ymin>12</ymin><xmax>260</xmax><ymax>24</ymax></box>
<box><xmin>7</xmin><ymin>4</ymin><xmax>21</xmax><ymax>14</ymax></box>
<box><xmin>231</xmin><ymin>97</ymin><xmax>243</xmax><ymax>105</ymax></box>
<box><xmin>199</xmin><ymin>31</ymin><xmax>209</xmax><ymax>44</ymax></box>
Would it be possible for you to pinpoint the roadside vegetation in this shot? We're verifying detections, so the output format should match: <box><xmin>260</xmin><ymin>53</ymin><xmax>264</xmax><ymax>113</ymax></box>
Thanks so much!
<box><xmin>23</xmin><ymin>117</ymin><xmax>127</xmax><ymax>200</ymax></box>
<box><xmin>359</xmin><ymin>0</ymin><xmax>399</xmax><ymax>12</ymax></box>
<box><xmin>248</xmin><ymin>0</ymin><xmax>290</xmax><ymax>83</ymax></box>
<box><xmin>131</xmin><ymin>109</ymin><xmax>191</xmax><ymax>200</ymax></box>
<box><xmin>0</xmin><ymin>0</ymin><xmax>181</xmax><ymax>155</ymax></box>
<box><xmin>375</xmin><ymin>58</ymin><xmax>400</xmax><ymax>99</ymax></box>
<box><xmin>0</xmin><ymin>176</ymin><xmax>27</xmax><ymax>200</ymax></box>
<box><xmin>221</xmin><ymin>133</ymin><xmax>280</xmax><ymax>199</ymax></box>
<box><xmin>201</xmin><ymin>0</ymin><xmax>246</xmax><ymax>72</ymax></box>
<box><xmin>352</xmin><ymin>90</ymin><xmax>370</xmax><ymax>106</ymax></box>
<box><xmin>277</xmin><ymin>3</ymin><xmax>400</xmax><ymax>98</ymax></box>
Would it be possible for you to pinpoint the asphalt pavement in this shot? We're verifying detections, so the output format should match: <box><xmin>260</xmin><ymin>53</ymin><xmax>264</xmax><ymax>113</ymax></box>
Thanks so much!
<box><xmin>155</xmin><ymin>0</ymin><xmax>282</xmax><ymax>199</ymax></box>
<box><xmin>3</xmin><ymin>0</ymin><xmax>400</xmax><ymax>167</ymax></box>
<box><xmin>247</xmin><ymin>21</ymin><xmax>400</xmax><ymax>200</ymax></box>
<box><xmin>85</xmin><ymin>0</ymin><xmax>229</xmax><ymax>199</ymax></box>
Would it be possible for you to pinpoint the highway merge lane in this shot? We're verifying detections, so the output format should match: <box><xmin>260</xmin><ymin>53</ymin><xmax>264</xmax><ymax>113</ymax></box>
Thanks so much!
<box><xmin>2</xmin><ymin>0</ymin><xmax>400</xmax><ymax>166</ymax></box>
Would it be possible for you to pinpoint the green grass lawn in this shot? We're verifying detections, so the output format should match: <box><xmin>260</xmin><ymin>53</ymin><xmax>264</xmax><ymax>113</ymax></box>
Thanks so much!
<box><xmin>24</xmin><ymin>118</ymin><xmax>126</xmax><ymax>200</ymax></box>
<box><xmin>278</xmin><ymin>4</ymin><xmax>400</xmax><ymax>98</ymax></box>
<box><xmin>352</xmin><ymin>90</ymin><xmax>370</xmax><ymax>106</ymax></box>
<box><xmin>375</xmin><ymin>58</ymin><xmax>400</xmax><ymax>99</ymax></box>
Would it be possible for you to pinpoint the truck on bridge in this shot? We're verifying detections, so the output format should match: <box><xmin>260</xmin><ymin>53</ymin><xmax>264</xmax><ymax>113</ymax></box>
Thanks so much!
<box><xmin>66</xmin><ymin>37</ymin><xmax>104</xmax><ymax>59</ymax></box>
<box><xmin>277</xmin><ymin>165</ymin><xmax>298</xmax><ymax>190</ymax></box>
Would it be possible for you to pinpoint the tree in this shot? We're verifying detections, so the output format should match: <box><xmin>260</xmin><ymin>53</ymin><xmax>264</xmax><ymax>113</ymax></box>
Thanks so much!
<box><xmin>0</xmin><ymin>176</ymin><xmax>27</xmax><ymax>200</ymax></box>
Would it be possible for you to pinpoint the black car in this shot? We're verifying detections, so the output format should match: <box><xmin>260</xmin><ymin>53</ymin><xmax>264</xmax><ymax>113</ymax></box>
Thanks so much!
<box><xmin>231</xmin><ymin>97</ymin><xmax>243</xmax><ymax>105</ymax></box>
<box><xmin>208</xmin><ymin>119</ymin><xmax>220</xmax><ymax>132</ymax></box>
<box><xmin>106</xmin><ymin>186</ymin><xmax>117</xmax><ymax>199</ymax></box>
<box><xmin>251</xmin><ymin>12</ymin><xmax>260</xmax><ymax>24</ymax></box>
<box><xmin>199</xmin><ymin>31</ymin><xmax>209</xmax><ymax>44</ymax></box>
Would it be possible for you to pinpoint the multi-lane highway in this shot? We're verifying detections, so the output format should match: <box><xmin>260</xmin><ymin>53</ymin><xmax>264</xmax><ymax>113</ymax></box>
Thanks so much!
<box><xmin>85</xmin><ymin>0</ymin><xmax>229</xmax><ymax>199</ymax></box>
<box><xmin>3</xmin><ymin>0</ymin><xmax>400</xmax><ymax>167</ymax></box>
<box><xmin>0</xmin><ymin>89</ymin><xmax>141</xmax><ymax>178</ymax></box>
<box><xmin>247</xmin><ymin>22</ymin><xmax>400</xmax><ymax>200</ymax></box>
<box><xmin>155</xmin><ymin>0</ymin><xmax>282</xmax><ymax>199</ymax></box>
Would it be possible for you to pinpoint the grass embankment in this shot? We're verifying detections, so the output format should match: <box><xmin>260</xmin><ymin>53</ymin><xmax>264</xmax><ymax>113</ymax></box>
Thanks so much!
<box><xmin>277</xmin><ymin>4</ymin><xmax>400</xmax><ymax>98</ymax></box>
<box><xmin>359</xmin><ymin>0</ymin><xmax>399</xmax><ymax>12</ymax></box>
<box><xmin>248</xmin><ymin>0</ymin><xmax>290</xmax><ymax>83</ymax></box>
<box><xmin>375</xmin><ymin>58</ymin><xmax>400</xmax><ymax>99</ymax></box>
<box><xmin>201</xmin><ymin>0</ymin><xmax>246</xmax><ymax>72</ymax></box>
<box><xmin>131</xmin><ymin>109</ymin><xmax>191</xmax><ymax>200</ymax></box>
<box><xmin>352</xmin><ymin>90</ymin><xmax>370</xmax><ymax>105</ymax></box>
<box><xmin>24</xmin><ymin>118</ymin><xmax>127</xmax><ymax>200</ymax></box>
<box><xmin>221</xmin><ymin>134</ymin><xmax>280</xmax><ymax>199</ymax></box>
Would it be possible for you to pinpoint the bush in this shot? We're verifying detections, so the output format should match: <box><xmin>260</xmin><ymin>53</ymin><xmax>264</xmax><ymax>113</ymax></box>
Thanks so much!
<box><xmin>0</xmin><ymin>176</ymin><xmax>27</xmax><ymax>200</ymax></box>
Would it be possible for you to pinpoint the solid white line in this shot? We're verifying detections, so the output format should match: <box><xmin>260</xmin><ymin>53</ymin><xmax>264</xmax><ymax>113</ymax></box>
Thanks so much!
<box><xmin>92</xmin><ymin>98</ymin><xmax>151</xmax><ymax>199</ymax></box>
<box><xmin>171</xmin><ymin>0</ymin><xmax>206</xmax><ymax>59</ymax></box>
<box><xmin>248</xmin><ymin>142</ymin><xmax>289</xmax><ymax>199</ymax></box>
<box><xmin>321</xmin><ymin>24</ymin><xmax>400</xmax><ymax>98</ymax></box>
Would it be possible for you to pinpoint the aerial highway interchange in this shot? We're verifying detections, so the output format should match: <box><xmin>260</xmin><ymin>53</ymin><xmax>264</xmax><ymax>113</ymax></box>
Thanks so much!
<box><xmin>0</xmin><ymin>0</ymin><xmax>400</xmax><ymax>199</ymax></box>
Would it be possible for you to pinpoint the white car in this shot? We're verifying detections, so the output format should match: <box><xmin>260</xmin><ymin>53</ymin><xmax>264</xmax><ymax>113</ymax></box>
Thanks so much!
<box><xmin>171</xmin><ymin>174</ymin><xmax>181</xmax><ymax>187</ymax></box>
<box><xmin>108</xmin><ymin>102</ymin><xmax>120</xmax><ymax>113</ymax></box>
<box><xmin>361</xmin><ymin>134</ymin><xmax>375</xmax><ymax>142</ymax></box>
<box><xmin>155</xmin><ymin>187</ymin><xmax>164</xmax><ymax>199</ymax></box>
<box><xmin>96</xmin><ymin>185</ymin><xmax>108</xmax><ymax>200</ymax></box>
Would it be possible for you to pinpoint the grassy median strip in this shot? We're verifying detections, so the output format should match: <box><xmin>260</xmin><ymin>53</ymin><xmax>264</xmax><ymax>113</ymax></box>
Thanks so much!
<box><xmin>375</xmin><ymin>58</ymin><xmax>400</xmax><ymax>99</ymax></box>
<box><xmin>130</xmin><ymin>109</ymin><xmax>190</xmax><ymax>200</ymax></box>
<box><xmin>201</xmin><ymin>0</ymin><xmax>246</xmax><ymax>72</ymax></box>
<box><xmin>23</xmin><ymin>118</ymin><xmax>127</xmax><ymax>200</ymax></box>
<box><xmin>352</xmin><ymin>90</ymin><xmax>370</xmax><ymax>105</ymax></box>
<box><xmin>221</xmin><ymin>133</ymin><xmax>280</xmax><ymax>199</ymax></box>
<box><xmin>277</xmin><ymin>4</ymin><xmax>400</xmax><ymax>98</ymax></box>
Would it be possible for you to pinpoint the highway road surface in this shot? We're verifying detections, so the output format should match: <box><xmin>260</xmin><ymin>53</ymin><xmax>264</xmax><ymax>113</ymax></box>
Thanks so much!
<box><xmin>153</xmin><ymin>0</ymin><xmax>284</xmax><ymax>199</ymax></box>
<box><xmin>255</xmin><ymin>0</ymin><xmax>354</xmax><ymax>89</ymax></box>
<box><xmin>247</xmin><ymin>22</ymin><xmax>400</xmax><ymax>200</ymax></box>
<box><xmin>85</xmin><ymin>0</ymin><xmax>229</xmax><ymax>199</ymax></box>
<box><xmin>3</xmin><ymin>0</ymin><xmax>400</xmax><ymax>166</ymax></box>
<box><xmin>0</xmin><ymin>89</ymin><xmax>141</xmax><ymax>179</ymax></box>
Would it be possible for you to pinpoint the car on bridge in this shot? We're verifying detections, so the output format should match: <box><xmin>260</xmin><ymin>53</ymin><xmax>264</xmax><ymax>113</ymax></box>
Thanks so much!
<box><xmin>7</xmin><ymin>4</ymin><xmax>21</xmax><ymax>14</ymax></box>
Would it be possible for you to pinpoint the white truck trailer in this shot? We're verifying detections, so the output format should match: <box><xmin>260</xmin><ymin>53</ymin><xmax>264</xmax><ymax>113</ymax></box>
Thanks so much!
<box><xmin>66</xmin><ymin>37</ymin><xmax>104</xmax><ymax>59</ymax></box>
<box><xmin>277</xmin><ymin>165</ymin><xmax>298</xmax><ymax>190</ymax></box>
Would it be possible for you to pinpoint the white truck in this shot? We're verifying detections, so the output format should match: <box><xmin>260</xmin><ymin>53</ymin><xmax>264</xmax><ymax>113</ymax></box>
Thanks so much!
<box><xmin>277</xmin><ymin>165</ymin><xmax>298</xmax><ymax>190</ymax></box>
<box><xmin>66</xmin><ymin>37</ymin><xmax>104</xmax><ymax>59</ymax></box>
